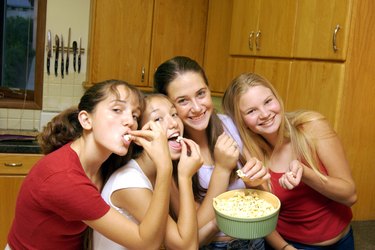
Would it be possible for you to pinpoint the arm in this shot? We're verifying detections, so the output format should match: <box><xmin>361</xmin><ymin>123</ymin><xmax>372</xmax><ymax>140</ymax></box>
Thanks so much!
<box><xmin>196</xmin><ymin>132</ymin><xmax>239</xmax><ymax>229</ymax></box>
<box><xmin>301</xmin><ymin>118</ymin><xmax>357</xmax><ymax>206</ymax></box>
<box><xmin>266</xmin><ymin>230</ymin><xmax>297</xmax><ymax>250</ymax></box>
<box><xmin>163</xmin><ymin>138</ymin><xmax>202</xmax><ymax>250</ymax></box>
<box><xmin>280</xmin><ymin>117</ymin><xmax>357</xmax><ymax>206</ymax></box>
<box><xmin>86</xmin><ymin>121</ymin><xmax>172</xmax><ymax>249</ymax></box>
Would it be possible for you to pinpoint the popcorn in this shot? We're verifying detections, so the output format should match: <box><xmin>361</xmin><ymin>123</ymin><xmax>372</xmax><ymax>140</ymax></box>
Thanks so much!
<box><xmin>123</xmin><ymin>134</ymin><xmax>132</xmax><ymax>141</ymax></box>
<box><xmin>236</xmin><ymin>169</ymin><xmax>246</xmax><ymax>178</ymax></box>
<box><xmin>176</xmin><ymin>136</ymin><xmax>183</xmax><ymax>143</ymax></box>
<box><xmin>214</xmin><ymin>191</ymin><xmax>276</xmax><ymax>218</ymax></box>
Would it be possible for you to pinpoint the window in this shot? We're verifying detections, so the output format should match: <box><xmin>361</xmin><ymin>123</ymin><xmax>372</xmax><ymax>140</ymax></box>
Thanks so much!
<box><xmin>0</xmin><ymin>0</ymin><xmax>46</xmax><ymax>109</ymax></box>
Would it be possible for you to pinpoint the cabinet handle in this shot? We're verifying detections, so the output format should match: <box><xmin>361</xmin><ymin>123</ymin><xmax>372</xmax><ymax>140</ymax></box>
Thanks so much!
<box><xmin>4</xmin><ymin>162</ymin><xmax>23</xmax><ymax>167</ymax></box>
<box><xmin>248</xmin><ymin>31</ymin><xmax>254</xmax><ymax>50</ymax></box>
<box><xmin>255</xmin><ymin>31</ymin><xmax>261</xmax><ymax>50</ymax></box>
<box><xmin>333</xmin><ymin>24</ymin><xmax>341</xmax><ymax>52</ymax></box>
<box><xmin>141</xmin><ymin>66</ymin><xmax>145</xmax><ymax>82</ymax></box>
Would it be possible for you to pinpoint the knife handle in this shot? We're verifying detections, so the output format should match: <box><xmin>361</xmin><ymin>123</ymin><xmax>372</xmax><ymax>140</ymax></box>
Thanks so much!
<box><xmin>73</xmin><ymin>55</ymin><xmax>76</xmax><ymax>72</ymax></box>
<box><xmin>47</xmin><ymin>58</ymin><xmax>50</xmax><ymax>75</ymax></box>
<box><xmin>61</xmin><ymin>57</ymin><xmax>64</xmax><ymax>78</ymax></box>
<box><xmin>55</xmin><ymin>58</ymin><xmax>58</xmax><ymax>76</ymax></box>
<box><xmin>66</xmin><ymin>57</ymin><xmax>69</xmax><ymax>74</ymax></box>
<box><xmin>78</xmin><ymin>55</ymin><xmax>81</xmax><ymax>73</ymax></box>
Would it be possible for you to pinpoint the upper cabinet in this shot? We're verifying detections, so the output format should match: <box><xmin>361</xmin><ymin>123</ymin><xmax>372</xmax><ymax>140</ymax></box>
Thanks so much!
<box><xmin>229</xmin><ymin>0</ymin><xmax>297</xmax><ymax>58</ymax></box>
<box><xmin>86</xmin><ymin>0</ymin><xmax>208</xmax><ymax>90</ymax></box>
<box><xmin>293</xmin><ymin>0</ymin><xmax>352</xmax><ymax>60</ymax></box>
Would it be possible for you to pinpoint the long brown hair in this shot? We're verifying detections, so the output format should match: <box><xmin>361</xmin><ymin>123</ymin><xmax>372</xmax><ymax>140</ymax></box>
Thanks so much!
<box><xmin>37</xmin><ymin>79</ymin><xmax>145</xmax><ymax>184</ymax></box>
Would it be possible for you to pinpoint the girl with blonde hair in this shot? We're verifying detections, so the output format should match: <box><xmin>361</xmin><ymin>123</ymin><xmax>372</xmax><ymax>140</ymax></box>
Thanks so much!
<box><xmin>222</xmin><ymin>73</ymin><xmax>357</xmax><ymax>250</ymax></box>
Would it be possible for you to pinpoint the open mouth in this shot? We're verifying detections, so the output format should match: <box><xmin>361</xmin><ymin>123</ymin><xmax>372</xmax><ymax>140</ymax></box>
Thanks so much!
<box><xmin>123</xmin><ymin>134</ymin><xmax>132</xmax><ymax>142</ymax></box>
<box><xmin>168</xmin><ymin>132</ymin><xmax>182</xmax><ymax>143</ymax></box>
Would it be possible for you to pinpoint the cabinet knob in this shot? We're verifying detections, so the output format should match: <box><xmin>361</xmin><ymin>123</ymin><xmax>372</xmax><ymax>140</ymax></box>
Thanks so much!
<box><xmin>256</xmin><ymin>31</ymin><xmax>261</xmax><ymax>51</ymax></box>
<box><xmin>141</xmin><ymin>66</ymin><xmax>145</xmax><ymax>82</ymax></box>
<box><xmin>248</xmin><ymin>31</ymin><xmax>254</xmax><ymax>50</ymax></box>
<box><xmin>4</xmin><ymin>162</ymin><xmax>23</xmax><ymax>167</ymax></box>
<box><xmin>333</xmin><ymin>24</ymin><xmax>341</xmax><ymax>52</ymax></box>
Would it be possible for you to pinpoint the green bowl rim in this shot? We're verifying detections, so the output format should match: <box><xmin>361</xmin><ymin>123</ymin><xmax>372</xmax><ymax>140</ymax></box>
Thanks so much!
<box><xmin>213</xmin><ymin>189</ymin><xmax>281</xmax><ymax>222</ymax></box>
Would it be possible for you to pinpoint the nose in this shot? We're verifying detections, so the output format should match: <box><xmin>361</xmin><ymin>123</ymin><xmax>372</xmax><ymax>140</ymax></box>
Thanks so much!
<box><xmin>166</xmin><ymin>115</ymin><xmax>178</xmax><ymax>129</ymax></box>
<box><xmin>259</xmin><ymin>107</ymin><xmax>271</xmax><ymax>118</ymax></box>
<box><xmin>191</xmin><ymin>98</ymin><xmax>202</xmax><ymax>113</ymax></box>
<box><xmin>122</xmin><ymin>111</ymin><xmax>135</xmax><ymax>128</ymax></box>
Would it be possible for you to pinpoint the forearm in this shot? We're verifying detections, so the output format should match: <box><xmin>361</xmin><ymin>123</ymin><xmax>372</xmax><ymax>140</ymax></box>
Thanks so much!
<box><xmin>266</xmin><ymin>230</ymin><xmax>296</xmax><ymax>250</ymax></box>
<box><xmin>139</xmin><ymin>164</ymin><xmax>172</xmax><ymax>245</ymax></box>
<box><xmin>175</xmin><ymin>177</ymin><xmax>199</xmax><ymax>247</ymax></box>
<box><xmin>302</xmin><ymin>166</ymin><xmax>357</xmax><ymax>206</ymax></box>
<box><xmin>197</xmin><ymin>166</ymin><xmax>231</xmax><ymax>228</ymax></box>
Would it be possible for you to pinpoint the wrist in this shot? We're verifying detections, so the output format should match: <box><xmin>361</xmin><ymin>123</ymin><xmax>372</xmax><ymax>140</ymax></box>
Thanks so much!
<box><xmin>280</xmin><ymin>243</ymin><xmax>291</xmax><ymax>250</ymax></box>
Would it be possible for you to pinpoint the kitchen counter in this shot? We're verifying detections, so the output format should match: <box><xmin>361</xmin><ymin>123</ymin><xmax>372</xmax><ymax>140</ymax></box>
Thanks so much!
<box><xmin>0</xmin><ymin>130</ymin><xmax>41</xmax><ymax>154</ymax></box>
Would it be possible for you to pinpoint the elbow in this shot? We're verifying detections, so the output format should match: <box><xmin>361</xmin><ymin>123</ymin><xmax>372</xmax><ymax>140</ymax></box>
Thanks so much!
<box><xmin>346</xmin><ymin>191</ymin><xmax>358</xmax><ymax>207</ymax></box>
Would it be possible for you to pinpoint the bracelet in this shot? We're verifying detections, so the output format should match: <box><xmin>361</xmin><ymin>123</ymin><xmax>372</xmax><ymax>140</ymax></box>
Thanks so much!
<box><xmin>281</xmin><ymin>243</ymin><xmax>290</xmax><ymax>250</ymax></box>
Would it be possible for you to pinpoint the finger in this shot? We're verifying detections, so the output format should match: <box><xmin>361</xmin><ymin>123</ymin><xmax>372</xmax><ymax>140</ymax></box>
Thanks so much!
<box><xmin>129</xmin><ymin>129</ymin><xmax>154</xmax><ymax>141</ymax></box>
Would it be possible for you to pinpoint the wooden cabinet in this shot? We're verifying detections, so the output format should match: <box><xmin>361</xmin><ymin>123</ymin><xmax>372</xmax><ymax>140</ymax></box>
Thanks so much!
<box><xmin>229</xmin><ymin>0</ymin><xmax>297</xmax><ymax>57</ymax></box>
<box><xmin>0</xmin><ymin>153</ymin><xmax>42</xmax><ymax>248</ymax></box>
<box><xmin>205</xmin><ymin>0</ymin><xmax>375</xmax><ymax>220</ymax></box>
<box><xmin>293</xmin><ymin>0</ymin><xmax>352</xmax><ymax>60</ymax></box>
<box><xmin>86</xmin><ymin>0</ymin><xmax>208</xmax><ymax>91</ymax></box>
<box><xmin>285</xmin><ymin>61</ymin><xmax>345</xmax><ymax>127</ymax></box>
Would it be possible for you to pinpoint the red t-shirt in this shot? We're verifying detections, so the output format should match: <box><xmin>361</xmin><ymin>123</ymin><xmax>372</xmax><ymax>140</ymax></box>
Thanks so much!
<box><xmin>8</xmin><ymin>143</ymin><xmax>110</xmax><ymax>249</ymax></box>
<box><xmin>270</xmin><ymin>170</ymin><xmax>352</xmax><ymax>244</ymax></box>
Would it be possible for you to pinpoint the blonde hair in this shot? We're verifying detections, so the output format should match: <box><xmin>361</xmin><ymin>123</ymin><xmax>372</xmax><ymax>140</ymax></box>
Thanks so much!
<box><xmin>222</xmin><ymin>73</ymin><xmax>328</xmax><ymax>180</ymax></box>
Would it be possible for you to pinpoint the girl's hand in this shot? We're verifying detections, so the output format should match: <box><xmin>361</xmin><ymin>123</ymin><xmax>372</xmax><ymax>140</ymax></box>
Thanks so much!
<box><xmin>214</xmin><ymin>132</ymin><xmax>239</xmax><ymax>173</ymax></box>
<box><xmin>177</xmin><ymin>138</ymin><xmax>203</xmax><ymax>178</ymax></box>
<box><xmin>238</xmin><ymin>157</ymin><xmax>270</xmax><ymax>187</ymax></box>
<box><xmin>279</xmin><ymin>160</ymin><xmax>304</xmax><ymax>190</ymax></box>
<box><xmin>130</xmin><ymin>121</ymin><xmax>171</xmax><ymax>169</ymax></box>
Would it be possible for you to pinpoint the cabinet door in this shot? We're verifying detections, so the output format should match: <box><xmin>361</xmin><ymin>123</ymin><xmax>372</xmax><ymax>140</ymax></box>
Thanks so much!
<box><xmin>253</xmin><ymin>59</ymin><xmax>291</xmax><ymax>101</ymax></box>
<box><xmin>0</xmin><ymin>176</ymin><xmax>26</xmax><ymax>247</ymax></box>
<box><xmin>0</xmin><ymin>153</ymin><xmax>41</xmax><ymax>248</ymax></box>
<box><xmin>230</xmin><ymin>0</ymin><xmax>296</xmax><ymax>57</ymax></box>
<box><xmin>229</xmin><ymin>0</ymin><xmax>260</xmax><ymax>56</ymax></box>
<box><xmin>204</xmin><ymin>0</ymin><xmax>235</xmax><ymax>95</ymax></box>
<box><xmin>285</xmin><ymin>61</ymin><xmax>345</xmax><ymax>128</ymax></box>
<box><xmin>87</xmin><ymin>0</ymin><xmax>154</xmax><ymax>87</ymax></box>
<box><xmin>256</xmin><ymin>0</ymin><xmax>297</xmax><ymax>57</ymax></box>
<box><xmin>293</xmin><ymin>0</ymin><xmax>352</xmax><ymax>60</ymax></box>
<box><xmin>149</xmin><ymin>0</ymin><xmax>208</xmax><ymax>86</ymax></box>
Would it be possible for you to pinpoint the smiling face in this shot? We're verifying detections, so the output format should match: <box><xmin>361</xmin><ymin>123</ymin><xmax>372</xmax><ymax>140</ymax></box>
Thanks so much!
<box><xmin>165</xmin><ymin>71</ymin><xmax>213</xmax><ymax>134</ymax></box>
<box><xmin>88</xmin><ymin>85</ymin><xmax>141</xmax><ymax>156</ymax></box>
<box><xmin>239</xmin><ymin>85</ymin><xmax>282</xmax><ymax>143</ymax></box>
<box><xmin>141</xmin><ymin>95</ymin><xmax>184</xmax><ymax>160</ymax></box>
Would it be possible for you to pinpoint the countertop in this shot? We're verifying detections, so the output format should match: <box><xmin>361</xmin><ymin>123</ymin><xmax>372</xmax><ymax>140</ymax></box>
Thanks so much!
<box><xmin>0</xmin><ymin>130</ymin><xmax>41</xmax><ymax>154</ymax></box>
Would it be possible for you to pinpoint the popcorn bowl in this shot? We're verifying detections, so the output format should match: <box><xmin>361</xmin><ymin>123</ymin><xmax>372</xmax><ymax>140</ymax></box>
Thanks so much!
<box><xmin>213</xmin><ymin>189</ymin><xmax>280</xmax><ymax>239</ymax></box>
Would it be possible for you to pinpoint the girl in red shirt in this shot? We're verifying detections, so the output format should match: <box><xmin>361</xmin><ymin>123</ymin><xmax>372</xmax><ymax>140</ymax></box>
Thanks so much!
<box><xmin>7</xmin><ymin>80</ymin><xmax>173</xmax><ymax>249</ymax></box>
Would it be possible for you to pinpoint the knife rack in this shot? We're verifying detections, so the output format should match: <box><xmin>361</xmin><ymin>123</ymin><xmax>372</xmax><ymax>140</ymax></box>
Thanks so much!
<box><xmin>46</xmin><ymin>46</ymin><xmax>85</xmax><ymax>54</ymax></box>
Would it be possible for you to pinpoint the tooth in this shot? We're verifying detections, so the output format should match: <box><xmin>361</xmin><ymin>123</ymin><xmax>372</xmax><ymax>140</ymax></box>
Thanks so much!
<box><xmin>123</xmin><ymin>134</ymin><xmax>131</xmax><ymax>141</ymax></box>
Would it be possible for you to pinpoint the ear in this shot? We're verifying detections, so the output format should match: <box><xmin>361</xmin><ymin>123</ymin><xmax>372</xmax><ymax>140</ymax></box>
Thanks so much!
<box><xmin>78</xmin><ymin>110</ymin><xmax>93</xmax><ymax>130</ymax></box>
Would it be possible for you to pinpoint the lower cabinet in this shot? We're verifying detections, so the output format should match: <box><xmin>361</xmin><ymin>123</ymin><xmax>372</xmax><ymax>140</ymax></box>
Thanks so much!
<box><xmin>0</xmin><ymin>154</ymin><xmax>42</xmax><ymax>248</ymax></box>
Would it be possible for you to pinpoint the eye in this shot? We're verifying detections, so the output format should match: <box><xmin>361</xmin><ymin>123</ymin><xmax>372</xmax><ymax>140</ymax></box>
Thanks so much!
<box><xmin>112</xmin><ymin>108</ymin><xmax>122</xmax><ymax>113</ymax></box>
<box><xmin>176</xmin><ymin>98</ymin><xmax>188</xmax><ymax>106</ymax></box>
<box><xmin>197</xmin><ymin>89</ymin><xmax>206</xmax><ymax>98</ymax></box>
<box><xmin>154</xmin><ymin>117</ymin><xmax>163</xmax><ymax>122</ymax></box>
<box><xmin>172</xmin><ymin>112</ymin><xmax>178</xmax><ymax>118</ymax></box>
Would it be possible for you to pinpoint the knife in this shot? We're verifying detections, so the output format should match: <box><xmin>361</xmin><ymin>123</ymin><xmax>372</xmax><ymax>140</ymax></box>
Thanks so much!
<box><xmin>54</xmin><ymin>35</ymin><xmax>59</xmax><ymax>77</ymax></box>
<box><xmin>46</xmin><ymin>30</ymin><xmax>51</xmax><ymax>75</ymax></box>
<box><xmin>66</xmin><ymin>28</ymin><xmax>71</xmax><ymax>74</ymax></box>
<box><xmin>61</xmin><ymin>34</ymin><xmax>64</xmax><ymax>78</ymax></box>
<box><xmin>78</xmin><ymin>38</ymin><xmax>81</xmax><ymax>73</ymax></box>
<box><xmin>72</xmin><ymin>41</ymin><xmax>77</xmax><ymax>72</ymax></box>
